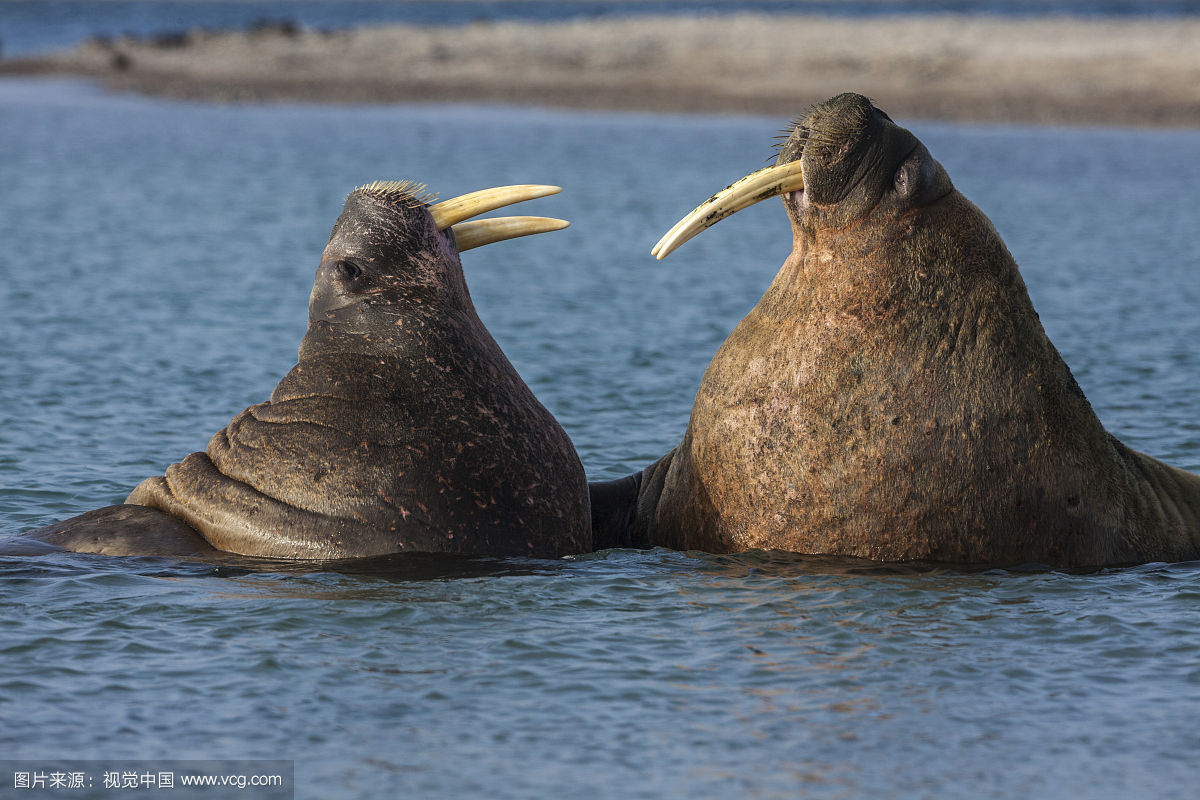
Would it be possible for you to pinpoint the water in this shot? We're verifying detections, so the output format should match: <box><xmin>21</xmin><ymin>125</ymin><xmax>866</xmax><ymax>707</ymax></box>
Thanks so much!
<box><xmin>2</xmin><ymin>79</ymin><xmax>1200</xmax><ymax>797</ymax></box>
<box><xmin>2</xmin><ymin>0</ymin><xmax>1198</xmax><ymax>57</ymax></box>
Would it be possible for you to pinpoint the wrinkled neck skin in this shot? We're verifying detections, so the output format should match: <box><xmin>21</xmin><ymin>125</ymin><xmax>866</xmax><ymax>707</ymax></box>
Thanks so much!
<box><xmin>765</xmin><ymin>186</ymin><xmax>996</xmax><ymax>368</ymax></box>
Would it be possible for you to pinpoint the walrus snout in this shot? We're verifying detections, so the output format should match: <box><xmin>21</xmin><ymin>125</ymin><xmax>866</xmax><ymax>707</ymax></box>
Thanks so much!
<box><xmin>652</xmin><ymin>93</ymin><xmax>888</xmax><ymax>258</ymax></box>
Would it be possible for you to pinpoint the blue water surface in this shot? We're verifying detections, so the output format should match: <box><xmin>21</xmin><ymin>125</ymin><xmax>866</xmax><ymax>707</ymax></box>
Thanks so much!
<box><xmin>1</xmin><ymin>79</ymin><xmax>1199</xmax><ymax>798</ymax></box>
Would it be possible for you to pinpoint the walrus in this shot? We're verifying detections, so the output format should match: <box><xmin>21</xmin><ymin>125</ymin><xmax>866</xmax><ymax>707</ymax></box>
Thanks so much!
<box><xmin>29</xmin><ymin>181</ymin><xmax>591</xmax><ymax>560</ymax></box>
<box><xmin>591</xmin><ymin>92</ymin><xmax>1200</xmax><ymax>567</ymax></box>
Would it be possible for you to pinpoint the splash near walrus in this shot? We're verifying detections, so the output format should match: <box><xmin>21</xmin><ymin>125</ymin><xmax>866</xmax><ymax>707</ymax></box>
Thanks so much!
<box><xmin>31</xmin><ymin>181</ymin><xmax>590</xmax><ymax>559</ymax></box>
<box><xmin>592</xmin><ymin>92</ymin><xmax>1200</xmax><ymax>567</ymax></box>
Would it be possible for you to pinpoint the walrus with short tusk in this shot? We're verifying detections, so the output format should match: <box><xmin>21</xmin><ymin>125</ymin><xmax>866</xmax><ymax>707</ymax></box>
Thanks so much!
<box><xmin>29</xmin><ymin>181</ymin><xmax>590</xmax><ymax>559</ymax></box>
<box><xmin>591</xmin><ymin>92</ymin><xmax>1200</xmax><ymax>567</ymax></box>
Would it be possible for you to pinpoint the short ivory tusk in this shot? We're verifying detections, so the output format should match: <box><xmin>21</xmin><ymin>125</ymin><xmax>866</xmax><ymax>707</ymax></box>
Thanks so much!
<box><xmin>651</xmin><ymin>160</ymin><xmax>806</xmax><ymax>260</ymax></box>
<box><xmin>430</xmin><ymin>185</ymin><xmax>562</xmax><ymax>230</ymax></box>
<box><xmin>451</xmin><ymin>216</ymin><xmax>570</xmax><ymax>252</ymax></box>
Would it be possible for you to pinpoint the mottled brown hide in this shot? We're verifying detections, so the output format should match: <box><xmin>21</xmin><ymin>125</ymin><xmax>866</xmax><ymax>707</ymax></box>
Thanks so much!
<box><xmin>610</xmin><ymin>93</ymin><xmax>1200</xmax><ymax>567</ymax></box>
<box><xmin>29</xmin><ymin>504</ymin><xmax>226</xmax><ymax>559</ymax></box>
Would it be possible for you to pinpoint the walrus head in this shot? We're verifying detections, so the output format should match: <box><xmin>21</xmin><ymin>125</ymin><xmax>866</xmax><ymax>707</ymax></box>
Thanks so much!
<box><xmin>654</xmin><ymin>92</ymin><xmax>952</xmax><ymax>257</ymax></box>
<box><xmin>623</xmin><ymin>92</ymin><xmax>1180</xmax><ymax>565</ymax></box>
<box><xmin>778</xmin><ymin>93</ymin><xmax>955</xmax><ymax>239</ymax></box>
<box><xmin>310</xmin><ymin>182</ymin><xmax>566</xmax><ymax>335</ymax></box>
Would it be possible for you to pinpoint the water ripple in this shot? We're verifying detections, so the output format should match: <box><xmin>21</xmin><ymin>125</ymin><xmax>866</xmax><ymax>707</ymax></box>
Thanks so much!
<box><xmin>2</xmin><ymin>84</ymin><xmax>1200</xmax><ymax>799</ymax></box>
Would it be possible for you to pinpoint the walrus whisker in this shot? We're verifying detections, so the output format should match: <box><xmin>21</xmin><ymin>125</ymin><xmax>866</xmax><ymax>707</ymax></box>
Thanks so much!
<box><xmin>429</xmin><ymin>185</ymin><xmax>562</xmax><ymax>230</ymax></box>
<box><xmin>651</xmin><ymin>160</ymin><xmax>806</xmax><ymax>260</ymax></box>
<box><xmin>451</xmin><ymin>216</ymin><xmax>570</xmax><ymax>252</ymax></box>
<box><xmin>353</xmin><ymin>180</ymin><xmax>439</xmax><ymax>208</ymax></box>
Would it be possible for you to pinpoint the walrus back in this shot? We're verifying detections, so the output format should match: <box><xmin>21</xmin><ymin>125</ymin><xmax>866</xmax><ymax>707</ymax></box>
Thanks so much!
<box><xmin>128</xmin><ymin>327</ymin><xmax>590</xmax><ymax>559</ymax></box>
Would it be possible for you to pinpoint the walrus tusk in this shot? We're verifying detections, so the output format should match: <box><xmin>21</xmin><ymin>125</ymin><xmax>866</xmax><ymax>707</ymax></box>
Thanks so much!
<box><xmin>451</xmin><ymin>216</ymin><xmax>570</xmax><ymax>252</ymax></box>
<box><xmin>651</xmin><ymin>160</ymin><xmax>806</xmax><ymax>260</ymax></box>
<box><xmin>430</xmin><ymin>185</ymin><xmax>562</xmax><ymax>230</ymax></box>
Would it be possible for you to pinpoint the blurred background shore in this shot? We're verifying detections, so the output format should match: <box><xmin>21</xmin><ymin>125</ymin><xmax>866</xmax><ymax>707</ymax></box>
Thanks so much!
<box><xmin>2</xmin><ymin>2</ymin><xmax>1199</xmax><ymax>126</ymax></box>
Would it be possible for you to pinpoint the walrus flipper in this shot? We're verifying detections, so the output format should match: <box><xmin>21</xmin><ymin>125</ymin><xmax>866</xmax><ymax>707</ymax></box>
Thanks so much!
<box><xmin>1122</xmin><ymin>448</ymin><xmax>1200</xmax><ymax>563</ymax></box>
<box><xmin>588</xmin><ymin>451</ymin><xmax>675</xmax><ymax>551</ymax></box>
<box><xmin>26</xmin><ymin>504</ymin><xmax>225</xmax><ymax>559</ymax></box>
<box><xmin>589</xmin><ymin>474</ymin><xmax>643</xmax><ymax>550</ymax></box>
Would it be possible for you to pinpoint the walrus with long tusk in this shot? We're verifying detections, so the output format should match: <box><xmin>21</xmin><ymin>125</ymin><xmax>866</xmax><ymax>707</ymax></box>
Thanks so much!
<box><xmin>29</xmin><ymin>181</ymin><xmax>591</xmax><ymax>560</ymax></box>
<box><xmin>591</xmin><ymin>92</ymin><xmax>1200</xmax><ymax>567</ymax></box>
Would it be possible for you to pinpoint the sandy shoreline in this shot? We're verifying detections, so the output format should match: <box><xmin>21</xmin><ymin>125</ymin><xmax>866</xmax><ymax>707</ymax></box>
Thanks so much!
<box><xmin>4</xmin><ymin>14</ymin><xmax>1200</xmax><ymax>126</ymax></box>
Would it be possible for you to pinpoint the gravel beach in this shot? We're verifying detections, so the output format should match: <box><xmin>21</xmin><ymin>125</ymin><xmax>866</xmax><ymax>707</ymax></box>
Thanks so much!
<box><xmin>4</xmin><ymin>13</ymin><xmax>1200</xmax><ymax>126</ymax></box>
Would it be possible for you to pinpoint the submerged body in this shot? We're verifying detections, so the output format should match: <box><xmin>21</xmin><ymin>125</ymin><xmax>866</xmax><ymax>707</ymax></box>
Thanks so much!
<box><xmin>32</xmin><ymin>182</ymin><xmax>590</xmax><ymax>559</ymax></box>
<box><xmin>594</xmin><ymin>93</ymin><xmax>1200</xmax><ymax>567</ymax></box>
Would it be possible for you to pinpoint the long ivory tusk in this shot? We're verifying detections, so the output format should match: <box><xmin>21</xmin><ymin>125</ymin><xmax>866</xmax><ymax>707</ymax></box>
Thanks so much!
<box><xmin>451</xmin><ymin>216</ymin><xmax>569</xmax><ymax>252</ymax></box>
<box><xmin>651</xmin><ymin>160</ymin><xmax>806</xmax><ymax>260</ymax></box>
<box><xmin>430</xmin><ymin>185</ymin><xmax>562</xmax><ymax>230</ymax></box>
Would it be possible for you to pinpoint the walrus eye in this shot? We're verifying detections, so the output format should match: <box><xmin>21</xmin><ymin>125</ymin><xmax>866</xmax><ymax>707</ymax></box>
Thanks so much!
<box><xmin>335</xmin><ymin>260</ymin><xmax>362</xmax><ymax>280</ymax></box>
<box><xmin>894</xmin><ymin>162</ymin><xmax>920</xmax><ymax>200</ymax></box>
